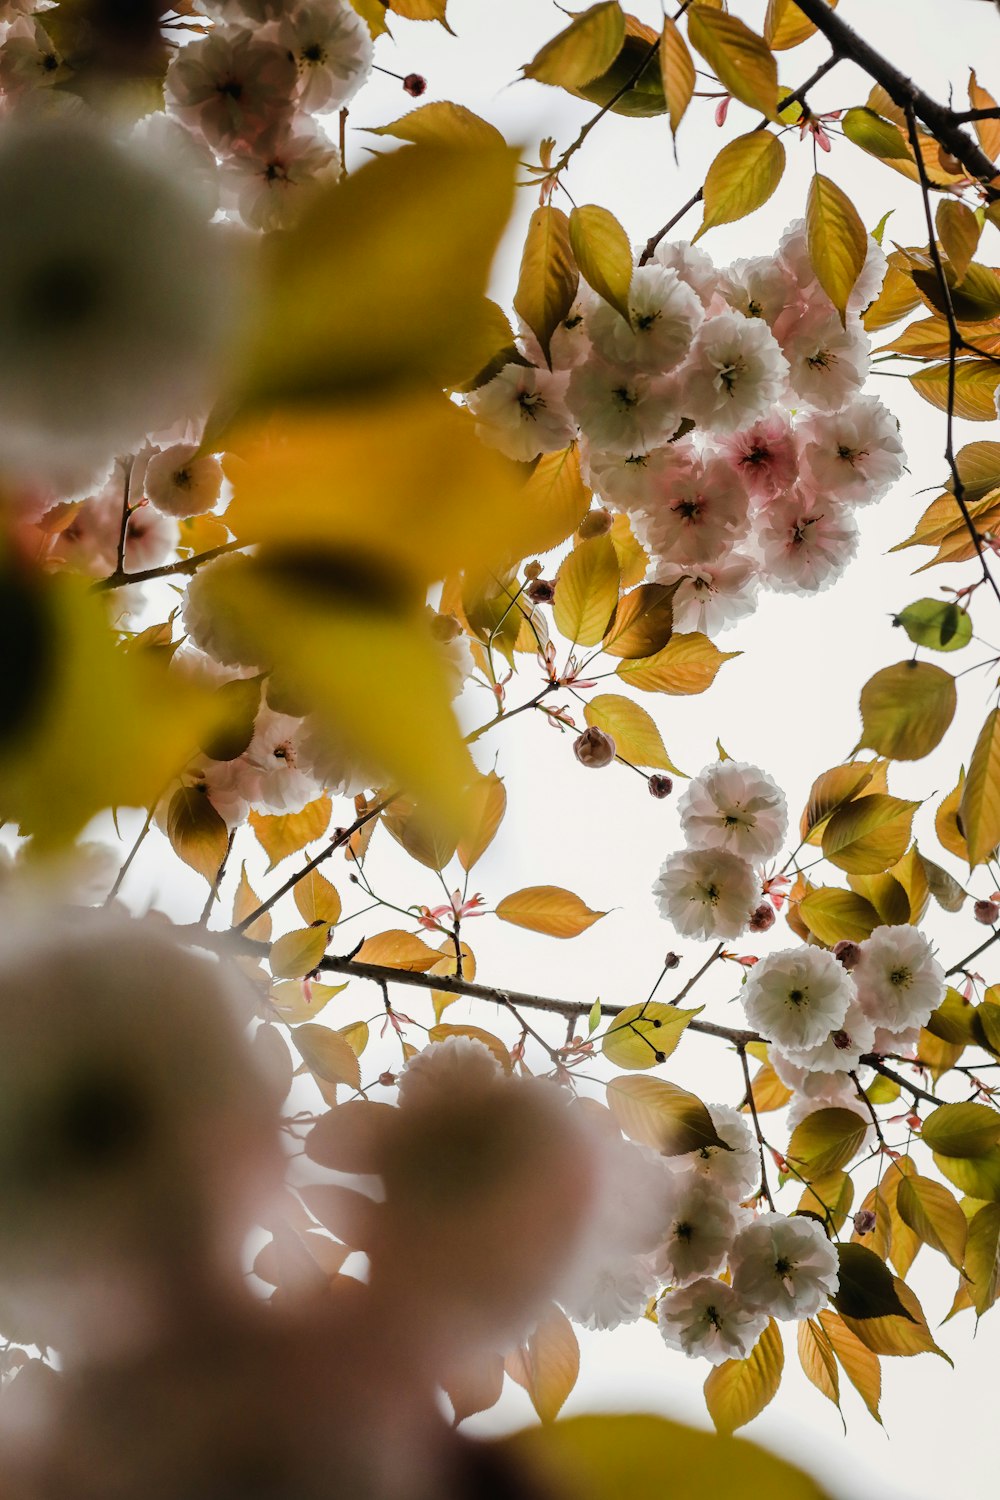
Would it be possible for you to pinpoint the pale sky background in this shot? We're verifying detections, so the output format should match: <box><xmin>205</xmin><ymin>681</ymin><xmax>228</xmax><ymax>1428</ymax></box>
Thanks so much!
<box><xmin>105</xmin><ymin>2</ymin><xmax>1000</xmax><ymax>1497</ymax></box>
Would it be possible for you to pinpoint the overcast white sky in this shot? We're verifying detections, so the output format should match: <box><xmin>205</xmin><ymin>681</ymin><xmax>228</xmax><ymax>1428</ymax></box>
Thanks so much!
<box><xmin>112</xmin><ymin>3</ymin><xmax>1000</xmax><ymax>1496</ymax></box>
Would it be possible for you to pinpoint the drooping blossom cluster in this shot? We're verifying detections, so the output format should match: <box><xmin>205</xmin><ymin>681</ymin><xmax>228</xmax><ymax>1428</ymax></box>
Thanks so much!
<box><xmin>467</xmin><ymin>226</ymin><xmax>906</xmax><ymax>629</ymax></box>
<box><xmin>654</xmin><ymin>759</ymin><xmax>788</xmax><ymax>940</ymax></box>
<box><xmin>745</xmin><ymin>927</ymin><xmax>946</xmax><ymax>1124</ymax></box>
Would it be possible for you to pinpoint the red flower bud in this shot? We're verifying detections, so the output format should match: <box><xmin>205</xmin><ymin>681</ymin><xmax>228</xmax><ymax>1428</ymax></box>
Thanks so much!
<box><xmin>403</xmin><ymin>72</ymin><xmax>427</xmax><ymax>96</ymax></box>
<box><xmin>648</xmin><ymin>774</ymin><xmax>673</xmax><ymax>799</ymax></box>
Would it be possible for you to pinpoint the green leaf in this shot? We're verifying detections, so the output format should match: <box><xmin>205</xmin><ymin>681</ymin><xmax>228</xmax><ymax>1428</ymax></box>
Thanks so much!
<box><xmin>704</xmin><ymin>1319</ymin><xmax>783</xmax><ymax>1436</ymax></box>
<box><xmin>787</xmin><ymin>1107</ymin><xmax>869</xmax><ymax>1177</ymax></box>
<box><xmin>583</xmin><ymin>694</ymin><xmax>684</xmax><ymax>773</ymax></box>
<box><xmin>858</xmin><ymin>660</ymin><xmax>956</xmax><ymax>760</ymax></box>
<box><xmin>833</xmin><ymin>1243</ymin><xmax>914</xmax><ymax>1322</ymax></box>
<box><xmin>660</xmin><ymin>19</ymin><xmax>695</xmax><ymax>136</ymax></box>
<box><xmin>966</xmin><ymin>1202</ymin><xmax>1000</xmax><ymax>1316</ymax></box>
<box><xmin>694</xmin><ymin>131</ymin><xmax>785</xmax><ymax>241</ymax></box>
<box><xmin>602</xmin><ymin>582</ymin><xmax>677</xmax><ymax>659</ymax></box>
<box><xmin>569</xmin><ymin>204</ymin><xmax>633</xmax><ymax>326</ymax></box>
<box><xmin>842</xmin><ymin>106</ymin><xmax>911</xmax><ymax>162</ymax></box>
<box><xmin>896</xmin><ymin>1173</ymin><xmax>967</xmax><ymax>1270</ymax></box>
<box><xmin>798</xmin><ymin>887</ymin><xmax>880</xmax><ymax>945</ymax></box>
<box><xmin>515</xmin><ymin>205</ymin><xmax>579</xmax><ymax>368</ymax></box>
<box><xmin>960</xmin><ymin>709</ymin><xmax>1000</xmax><ymax>866</ymax></box>
<box><xmin>821</xmin><ymin>794</ymin><xmax>919</xmax><ymax>876</ymax></box>
<box><xmin>806</xmin><ymin>173</ymin><xmax>868</xmax><ymax>324</ymax></box>
<box><xmin>934</xmin><ymin>1148</ymin><xmax>1000</xmax><ymax>1202</ymax></box>
<box><xmin>920</xmin><ymin>1101</ymin><xmax>1000</xmax><ymax>1157</ymax></box>
<box><xmin>601</xmin><ymin>1003</ymin><xmax>699</xmax><ymax>1070</ymax></box>
<box><xmin>936</xmin><ymin>199</ymin><xmax>981</xmax><ymax>282</ymax></box>
<box><xmin>523</xmin><ymin>1</ymin><xmax>625</xmax><ymax>88</ymax></box>
<box><xmin>687</xmin><ymin>4</ymin><xmax>779</xmax><ymax>121</ymax></box>
<box><xmin>893</xmin><ymin>599</ymin><xmax>972</xmax><ymax>653</ymax></box>
<box><xmin>553</xmin><ymin>535</ymin><xmax>620</xmax><ymax>647</ymax></box>
<box><xmin>607</xmin><ymin>1075</ymin><xmax>728</xmax><ymax>1155</ymax></box>
<box><xmin>925</xmin><ymin>988</ymin><xmax>978</xmax><ymax>1046</ymax></box>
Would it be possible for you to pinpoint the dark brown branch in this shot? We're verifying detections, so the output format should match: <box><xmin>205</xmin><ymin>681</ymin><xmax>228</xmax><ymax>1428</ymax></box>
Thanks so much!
<box><xmin>946</xmin><ymin>925</ymin><xmax>1000</xmax><ymax>976</ymax></box>
<box><xmin>861</xmin><ymin>1057</ymin><xmax>941</xmax><ymax>1109</ymax></box>
<box><xmin>94</xmin><ymin>540</ymin><xmax>242</xmax><ymax>592</ymax></box>
<box><xmin>738</xmin><ymin>1041</ymin><xmax>775</xmax><ymax>1210</ymax></box>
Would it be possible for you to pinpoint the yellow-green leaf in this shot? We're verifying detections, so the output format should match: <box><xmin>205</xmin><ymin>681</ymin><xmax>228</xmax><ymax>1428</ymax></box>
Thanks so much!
<box><xmin>601</xmin><ymin>1002</ymin><xmax>698</xmax><ymax>1070</ymax></box>
<box><xmin>969</xmin><ymin>69</ymin><xmax>1000</xmax><ymax>162</ymax></box>
<box><xmin>364</xmin><ymin>101</ymin><xmax>505</xmax><ymax>149</ymax></box>
<box><xmin>816</xmin><ymin>1311</ymin><xmax>882</xmax><ymax>1424</ymax></box>
<box><xmin>293</xmin><ymin>868</ymin><xmax>342</xmax><ymax>927</ymax></box>
<box><xmin>607</xmin><ymin>1075</ymin><xmax>727</xmax><ymax>1154</ymax></box>
<box><xmin>704</xmin><ymin>1318</ymin><xmax>783</xmax><ymax>1436</ymax></box>
<box><xmin>269</xmin><ymin>978</ymin><xmax>348</xmax><ymax>1024</ymax></box>
<box><xmin>270</xmin><ymin>925</ymin><xmax>330</xmax><ymax>980</ymax></box>
<box><xmin>495</xmin><ymin>885</ymin><xmax>607</xmax><ymax>938</ymax></box>
<box><xmin>569</xmin><ymin>203</ymin><xmax>632</xmax><ymax>325</ymax></box>
<box><xmin>910</xmin><ymin>360</ymin><xmax>1000</xmax><ymax>421</ymax></box>
<box><xmin>821</xmin><ymin>795</ymin><xmax>919</xmax><ymax>876</ymax></box>
<box><xmin>893</xmin><ymin>599</ymin><xmax>971</xmax><ymax>653</ymax></box>
<box><xmin>936</xmin><ymin>199</ymin><xmax>981</xmax><ymax>282</ymax></box>
<box><xmin>858</xmin><ymin>661</ymin><xmax>956</xmax><ymax>761</ymax></box>
<box><xmin>896</xmin><ymin>1173</ymin><xmax>968</xmax><ymax>1270</ymax></box>
<box><xmin>583</xmin><ymin>694</ymin><xmax>684</xmax><ymax>773</ymax></box>
<box><xmin>520</xmin><ymin>445</ymin><xmax>591</xmax><ymax>556</ymax></box>
<box><xmin>660</xmin><ymin>18</ymin><xmax>695</xmax><ymax>135</ymax></box>
<box><xmin>920</xmin><ymin>1101</ymin><xmax>1000</xmax><ymax>1157</ymax></box>
<box><xmin>616</xmin><ymin>632</ymin><xmax>739</xmax><ymax>695</ymax></box>
<box><xmin>966</xmin><ymin>1202</ymin><xmax>1000</xmax><ymax>1316</ymax></box>
<box><xmin>514</xmin><ymin>205</ymin><xmax>579</xmax><ymax>367</ymax></box>
<box><xmin>233</xmin><ymin>864</ymin><xmax>272</xmax><ymax>942</ymax></box>
<box><xmin>960</xmin><ymin>708</ymin><xmax>1000</xmax><ymax>866</ymax></box>
<box><xmin>523</xmin><ymin>2</ymin><xmax>625</xmax><ymax>89</ymax></box>
<box><xmin>694</xmin><ymin>131</ymin><xmax>785</xmax><ymax>241</ymax></box>
<box><xmin>687</xmin><ymin>4</ymin><xmax>779</xmax><ymax>121</ymax></box>
<box><xmin>787</xmin><ymin>1108</ymin><xmax>869</xmax><ymax>1178</ymax></box>
<box><xmin>553</xmin><ymin>534</ymin><xmax>620</xmax><ymax>647</ymax></box>
<box><xmin>602</xmin><ymin>582</ymin><xmax>677</xmax><ymax>659</ymax></box>
<box><xmin>798</xmin><ymin>887</ymin><xmax>880</xmax><ymax>946</ymax></box>
<box><xmin>764</xmin><ymin>0</ymin><xmax>838</xmax><ymax>50</ymax></box>
<box><xmin>806</xmin><ymin>173</ymin><xmax>868</xmax><ymax>324</ymax></box>
<box><xmin>382</xmin><ymin>797</ymin><xmax>458</xmax><ymax>871</ymax></box>
<box><xmin>250</xmin><ymin>797</ymin><xmax>333</xmax><ymax>872</ymax></box>
<box><xmin>797</xmin><ymin>1319</ymin><xmax>841</xmax><ymax>1418</ymax></box>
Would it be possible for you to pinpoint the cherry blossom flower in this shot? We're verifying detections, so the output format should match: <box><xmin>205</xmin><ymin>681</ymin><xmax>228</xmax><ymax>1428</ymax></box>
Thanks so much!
<box><xmin>224</xmin><ymin>123</ymin><xmax>341</xmax><ymax>232</ymax></box>
<box><xmin>657</xmin><ymin>1278</ymin><xmax>767</xmax><ymax>1364</ymax></box>
<box><xmin>561</xmin><ymin>1255</ymin><xmax>660</xmax><ymax>1332</ymax></box>
<box><xmin>279</xmin><ymin>0</ymin><xmax>374</xmax><ymax>112</ymax></box>
<box><xmin>775</xmin><ymin>300</ymin><xmax>869</xmax><ymax>413</ymax></box>
<box><xmin>676</xmin><ymin>760</ymin><xmax>788</xmax><ymax>863</ymax></box>
<box><xmin>653</xmin><ymin>551</ymin><xmax>759</xmax><ymax>636</ymax></box>
<box><xmin>517</xmin><ymin>295</ymin><xmax>592</xmax><ymax>369</ymax></box>
<box><xmin>680</xmin><ymin>310</ymin><xmax>789</xmax><ymax>436</ymax></box>
<box><xmin>165</xmin><ymin>29</ymin><xmax>297</xmax><ymax>155</ymax></box>
<box><xmin>650</xmin><ymin>1175</ymin><xmax>741</xmax><ymax>1287</ymax></box>
<box><xmin>715</xmin><ymin>412</ymin><xmax>798</xmax><ymax>504</ymax></box>
<box><xmin>853</xmin><ymin>925</ymin><xmax>945</xmax><ymax>1033</ymax></box>
<box><xmin>0</xmin><ymin>19</ymin><xmax>70</xmax><ymax>96</ymax></box>
<box><xmin>567</xmin><ymin>356</ymin><xmax>681</xmax><ymax>454</ymax></box>
<box><xmin>730</xmin><ymin>1213</ymin><xmax>839</xmax><ymax>1320</ymax></box>
<box><xmin>144</xmin><ymin>445</ymin><xmax>224</xmax><ymax>519</ymax></box>
<box><xmin>718</xmin><ymin>255</ymin><xmax>794</xmax><ymax>328</ymax></box>
<box><xmin>653</xmin><ymin>848</ymin><xmax>761</xmax><ymax>941</ymax></box>
<box><xmin>771</xmin><ymin>1053</ymin><xmax>859</xmax><ymax>1102</ymax></box>
<box><xmin>666</xmin><ymin>1103</ymin><xmax>759</xmax><ymax>1201</ymax></box>
<box><xmin>585</xmin><ymin>264</ymin><xmax>703</xmax><ymax>374</ymax></box>
<box><xmin>465</xmin><ymin>363</ymin><xmax>574</xmax><ymax>462</ymax></box>
<box><xmin>651</xmin><ymin>239</ymin><xmax>720</xmax><ymax>308</ymax></box>
<box><xmin>797</xmin><ymin>395</ymin><xmax>906</xmax><ymax>505</ymax></box>
<box><xmin>637</xmin><ymin>453</ymin><xmax>750</xmax><ymax>566</ymax></box>
<box><xmin>771</xmin><ymin>996</ymin><xmax>875</xmax><ymax>1075</ymax></box>
<box><xmin>741</xmin><ymin>947</ymin><xmax>854</xmax><ymax>1053</ymax></box>
<box><xmin>396</xmin><ymin>1035</ymin><xmax>502</xmax><ymax>1110</ymax></box>
<box><xmin>756</xmin><ymin>488</ymin><xmax>859</xmax><ymax>595</ymax></box>
<box><xmin>242</xmin><ymin>706</ymin><xmax>321</xmax><ymax>815</ymax></box>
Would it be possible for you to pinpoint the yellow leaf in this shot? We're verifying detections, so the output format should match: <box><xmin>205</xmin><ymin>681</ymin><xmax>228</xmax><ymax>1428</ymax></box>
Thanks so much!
<box><xmin>660</xmin><ymin>19</ymin><xmax>695</xmax><ymax>136</ymax></box>
<box><xmin>704</xmin><ymin>1318</ymin><xmax>784</xmax><ymax>1435</ymax></box>
<box><xmin>858</xmin><ymin>661</ymin><xmax>956</xmax><ymax>761</ymax></box>
<box><xmin>969</xmin><ymin>69</ymin><xmax>1000</xmax><ymax>162</ymax></box>
<box><xmin>798</xmin><ymin>887</ymin><xmax>880</xmax><ymax>946</ymax></box>
<box><xmin>233</xmin><ymin>863</ymin><xmax>272</xmax><ymax>941</ymax></box>
<box><xmin>232</xmin><ymin>141</ymin><xmax>516</xmax><ymax>411</ymax></box>
<box><xmin>607</xmin><ymin>1075</ymin><xmax>727</xmax><ymax>1154</ymax></box>
<box><xmin>816</xmin><ymin>1311</ymin><xmax>882</xmax><ymax>1425</ymax></box>
<box><xmin>787</xmin><ymin>1108</ymin><xmax>869</xmax><ymax>1177</ymax></box>
<box><xmin>583</xmin><ymin>693</ymin><xmax>684</xmax><ymax>773</ymax></box>
<box><xmin>797</xmin><ymin>1319</ymin><xmax>840</xmax><ymax>1417</ymax></box>
<box><xmin>798</xmin><ymin>1169</ymin><xmax>853</xmax><ymax>1233</ymax></box>
<box><xmin>966</xmin><ymin>1202</ymin><xmax>1000</xmax><ymax>1316</ymax></box>
<box><xmin>166</xmin><ymin>786</ymin><xmax>229</xmax><ymax>885</ymax></box>
<box><xmin>694</xmin><ymin>132</ymin><xmax>785</xmax><ymax>241</ymax></box>
<box><xmin>608</xmin><ymin>511</ymin><xmax>648</xmax><ymax>588</ymax></box>
<box><xmin>936</xmin><ymin>199</ymin><xmax>981</xmax><ymax>282</ymax></box>
<box><xmin>910</xmin><ymin>360</ymin><xmax>1000</xmax><ymax>421</ymax></box>
<box><xmin>293</xmin><ymin>1021</ymin><xmax>361</xmax><ymax>1091</ymax></box>
<box><xmin>515</xmin><ymin>206</ymin><xmax>580</xmax><ymax>368</ymax></box>
<box><xmin>569</xmin><ymin>204</ymin><xmax>632</xmax><ymax>325</ymax></box>
<box><xmin>339</xmin><ymin>1019</ymin><xmax>370</xmax><ymax>1058</ymax></box>
<box><xmin>799</xmin><ymin>760</ymin><xmax>880</xmax><ymax>844</ymax></box>
<box><xmin>553</xmin><ymin>534</ymin><xmax>620</xmax><ymax>647</ymax></box>
<box><xmin>936</xmin><ymin>769</ymin><xmax>970</xmax><ymax>862</ymax></box>
<box><xmin>354</xmin><ymin>929</ymin><xmax>442</xmax><ymax>971</ymax></box>
<box><xmin>382</xmin><ymin>797</ymin><xmax>458</xmax><ymax>871</ymax></box>
<box><xmin>502</xmin><ymin>1413</ymin><xmax>830</xmax><ymax>1499</ymax></box>
<box><xmin>601</xmin><ymin>582</ymin><xmax>678</xmax><ymax>660</ymax></box>
<box><xmin>523</xmin><ymin>2</ymin><xmax>625</xmax><ymax>89</ymax></box>
<box><xmin>764</xmin><ymin>0</ymin><xmax>838</xmax><ymax>50</ymax></box>
<box><xmin>250</xmin><ymin>797</ymin><xmax>333</xmax><ymax>872</ymax></box>
<box><xmin>601</xmin><ymin>1002</ymin><xmax>698</xmax><ymax>1070</ymax></box>
<box><xmin>960</xmin><ymin>708</ymin><xmax>1000</xmax><ymax>866</ymax></box>
<box><xmin>896</xmin><ymin>1173</ymin><xmax>968</xmax><ymax>1271</ymax></box>
<box><xmin>457</xmin><ymin>771</ymin><xmax>507</xmax><ymax>871</ymax></box>
<box><xmin>687</xmin><ymin>4</ymin><xmax>779</xmax><ymax>120</ymax></box>
<box><xmin>427</xmin><ymin>941</ymin><xmax>477</xmax><ymax>1022</ymax></box>
<box><xmin>744</xmin><ymin>1059</ymin><xmax>792</xmax><ymax>1114</ymax></box>
<box><xmin>364</xmin><ymin>101</ymin><xmax>505</xmax><ymax>149</ymax></box>
<box><xmin>293</xmin><ymin>868</ymin><xmax>342</xmax><ymax>927</ymax></box>
<box><xmin>505</xmin><ymin>1304</ymin><xmax>580</xmax><ymax>1424</ymax></box>
<box><xmin>616</xmin><ymin>632</ymin><xmax>739</xmax><ymax>694</ymax></box>
<box><xmin>388</xmin><ymin>0</ymin><xmax>450</xmax><ymax>22</ymax></box>
<box><xmin>520</xmin><ymin>445</ymin><xmax>591</xmax><ymax>556</ymax></box>
<box><xmin>269</xmin><ymin>978</ymin><xmax>348</xmax><ymax>1024</ymax></box>
<box><xmin>348</xmin><ymin>0</ymin><xmax>391</xmax><ymax>37</ymax></box>
<box><xmin>0</xmin><ymin>571</ymin><xmax>221</xmax><ymax>847</ymax></box>
<box><xmin>270</xmin><ymin>925</ymin><xmax>330</xmax><ymax>980</ymax></box>
<box><xmin>863</xmin><ymin>249</ymin><xmax>922</xmax><ymax>331</ymax></box>
<box><xmin>821</xmin><ymin>795</ymin><xmax>919</xmax><ymax>876</ymax></box>
<box><xmin>841</xmin><ymin>1276</ymin><xmax>950</xmax><ymax>1362</ymax></box>
<box><xmin>569</xmin><ymin>15</ymin><xmax>666</xmax><ymax>119</ymax></box>
<box><xmin>806</xmin><ymin>173</ymin><xmax>868</xmax><ymax>324</ymax></box>
<box><xmin>428</xmin><ymin>1023</ymin><xmax>511</xmax><ymax>1071</ymax></box>
<box><xmin>496</xmin><ymin>885</ymin><xmax>606</xmax><ymax>938</ymax></box>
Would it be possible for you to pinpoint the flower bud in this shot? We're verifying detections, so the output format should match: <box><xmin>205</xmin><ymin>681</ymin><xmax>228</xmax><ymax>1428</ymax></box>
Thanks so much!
<box><xmin>648</xmin><ymin>774</ymin><xmax>673</xmax><ymax>799</ymax></box>
<box><xmin>524</xmin><ymin>560</ymin><xmax>543</xmax><ymax>580</ymax></box>
<box><xmin>853</xmin><ymin>1208</ymin><xmax>877</xmax><ymax>1236</ymax></box>
<box><xmin>526</xmin><ymin>577</ymin><xmax>556</xmax><ymax>604</ymax></box>
<box><xmin>663</xmin><ymin>952</ymin><xmax>681</xmax><ymax>970</ymax></box>
<box><xmin>573</xmin><ymin>726</ymin><xmax>616</xmax><ymax>769</ymax></box>
<box><xmin>404</xmin><ymin>73</ymin><xmax>427</xmax><ymax>96</ymax></box>
<box><xmin>428</xmin><ymin>611</ymin><xmax>462</xmax><ymax>644</ymax></box>
<box><xmin>974</xmin><ymin>899</ymin><xmax>999</xmax><ymax>926</ymax></box>
<box><xmin>578</xmin><ymin>508</ymin><xmax>613</xmax><ymax>539</ymax></box>
<box><xmin>833</xmin><ymin>939</ymin><xmax>862</xmax><ymax>970</ymax></box>
<box><xmin>748</xmin><ymin>902</ymin><xmax>775</xmax><ymax>933</ymax></box>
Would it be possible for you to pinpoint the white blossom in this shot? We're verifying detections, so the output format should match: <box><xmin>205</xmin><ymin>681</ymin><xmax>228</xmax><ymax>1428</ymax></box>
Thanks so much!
<box><xmin>681</xmin><ymin>310</ymin><xmax>789</xmax><ymax>436</ymax></box>
<box><xmin>637</xmin><ymin>453</ymin><xmax>750</xmax><ymax>565</ymax></box>
<box><xmin>776</xmin><ymin>300</ymin><xmax>869</xmax><ymax>413</ymax></box>
<box><xmin>666</xmin><ymin>1103</ymin><xmax>760</xmax><ymax>1201</ymax></box>
<box><xmin>853</xmin><ymin>925</ymin><xmax>945</xmax><ymax>1033</ymax></box>
<box><xmin>224</xmin><ymin>124</ymin><xmax>341</xmax><ymax>232</ymax></box>
<box><xmin>279</xmin><ymin>0</ymin><xmax>374</xmax><ymax>112</ymax></box>
<box><xmin>714</xmin><ymin>412</ymin><xmax>798</xmax><ymax>504</ymax></box>
<box><xmin>586</xmin><ymin>264</ymin><xmax>703</xmax><ymax>374</ymax></box>
<box><xmin>465</xmin><ymin>363</ymin><xmax>574</xmax><ymax>462</ymax></box>
<box><xmin>798</xmin><ymin>395</ymin><xmax>905</xmax><ymax>505</ymax></box>
<box><xmin>144</xmin><ymin>445</ymin><xmax>224</xmax><ymax>519</ymax></box>
<box><xmin>773</xmin><ymin>996</ymin><xmax>876</xmax><ymax>1074</ymax></box>
<box><xmin>242</xmin><ymin>707</ymin><xmax>322</xmax><ymax>815</ymax></box>
<box><xmin>165</xmin><ymin>29</ymin><xmax>297</xmax><ymax>154</ymax></box>
<box><xmin>657</xmin><ymin>1278</ymin><xmax>767</xmax><ymax>1364</ymax></box>
<box><xmin>757</xmin><ymin>489</ymin><xmax>859</xmax><ymax>595</ymax></box>
<box><xmin>677</xmin><ymin>760</ymin><xmax>788</xmax><ymax>863</ymax></box>
<box><xmin>653</xmin><ymin>551</ymin><xmax>759</xmax><ymax>636</ymax></box>
<box><xmin>561</xmin><ymin>1255</ymin><xmax>660</xmax><ymax>1332</ymax></box>
<box><xmin>567</xmin><ymin>356</ymin><xmax>680</xmax><ymax>454</ymax></box>
<box><xmin>396</xmin><ymin>1036</ymin><xmax>503</xmax><ymax>1110</ymax></box>
<box><xmin>730</xmin><ymin>1212</ymin><xmax>839</xmax><ymax>1320</ymax></box>
<box><xmin>653</xmin><ymin>848</ymin><xmax>761</xmax><ymax>941</ymax></box>
<box><xmin>741</xmin><ymin>947</ymin><xmax>854</xmax><ymax>1053</ymax></box>
<box><xmin>651</xmin><ymin>239</ymin><xmax>720</xmax><ymax>308</ymax></box>
<box><xmin>650</xmin><ymin>1175</ymin><xmax>739</xmax><ymax>1286</ymax></box>
<box><xmin>718</xmin><ymin>255</ymin><xmax>795</xmax><ymax>328</ymax></box>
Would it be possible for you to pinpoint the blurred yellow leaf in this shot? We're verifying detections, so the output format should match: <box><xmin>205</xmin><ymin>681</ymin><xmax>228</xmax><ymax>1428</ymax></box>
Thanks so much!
<box><xmin>505</xmin><ymin>1304</ymin><xmax>580</xmax><ymax>1424</ymax></box>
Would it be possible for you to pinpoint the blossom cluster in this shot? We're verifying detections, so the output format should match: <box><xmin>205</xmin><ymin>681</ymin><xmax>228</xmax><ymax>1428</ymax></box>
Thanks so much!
<box><xmin>467</xmin><ymin>224</ymin><xmax>906</xmax><ymax>629</ymax></box>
